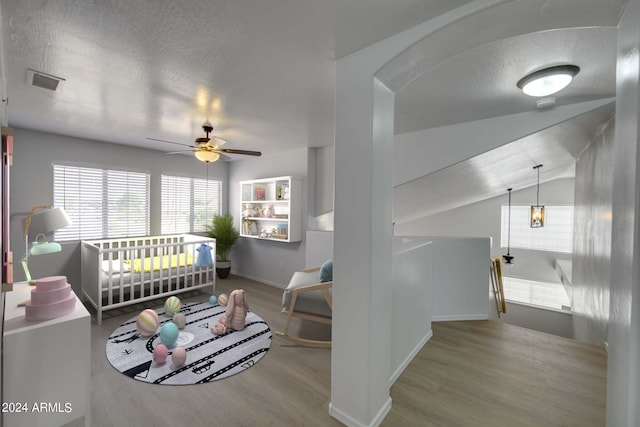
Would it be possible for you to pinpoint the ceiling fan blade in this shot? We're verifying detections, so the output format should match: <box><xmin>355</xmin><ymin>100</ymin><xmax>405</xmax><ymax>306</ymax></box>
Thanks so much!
<box><xmin>146</xmin><ymin>137</ymin><xmax>192</xmax><ymax>147</ymax></box>
<box><xmin>216</xmin><ymin>148</ymin><xmax>262</xmax><ymax>156</ymax></box>
<box><xmin>165</xmin><ymin>149</ymin><xmax>196</xmax><ymax>155</ymax></box>
<box><xmin>218</xmin><ymin>153</ymin><xmax>233</xmax><ymax>161</ymax></box>
<box><xmin>208</xmin><ymin>136</ymin><xmax>229</xmax><ymax>145</ymax></box>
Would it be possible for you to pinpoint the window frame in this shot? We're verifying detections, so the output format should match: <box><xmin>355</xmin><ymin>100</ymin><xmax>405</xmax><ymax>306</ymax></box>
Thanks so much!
<box><xmin>53</xmin><ymin>163</ymin><xmax>150</xmax><ymax>241</ymax></box>
<box><xmin>161</xmin><ymin>174</ymin><xmax>222</xmax><ymax>235</ymax></box>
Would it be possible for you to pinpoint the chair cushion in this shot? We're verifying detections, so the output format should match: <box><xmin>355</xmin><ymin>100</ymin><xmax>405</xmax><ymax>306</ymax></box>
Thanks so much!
<box><xmin>282</xmin><ymin>271</ymin><xmax>332</xmax><ymax>318</ymax></box>
<box><xmin>320</xmin><ymin>259</ymin><xmax>333</xmax><ymax>282</ymax></box>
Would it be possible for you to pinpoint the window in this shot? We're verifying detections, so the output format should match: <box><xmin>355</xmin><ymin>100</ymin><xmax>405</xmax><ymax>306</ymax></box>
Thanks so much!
<box><xmin>54</xmin><ymin>164</ymin><xmax>150</xmax><ymax>241</ymax></box>
<box><xmin>161</xmin><ymin>175</ymin><xmax>221</xmax><ymax>234</ymax></box>
<box><xmin>501</xmin><ymin>205</ymin><xmax>574</xmax><ymax>253</ymax></box>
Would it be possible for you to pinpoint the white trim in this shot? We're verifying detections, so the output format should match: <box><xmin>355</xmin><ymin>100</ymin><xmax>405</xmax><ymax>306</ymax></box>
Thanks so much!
<box><xmin>432</xmin><ymin>314</ymin><xmax>489</xmax><ymax>322</ymax></box>
<box><xmin>230</xmin><ymin>272</ymin><xmax>286</xmax><ymax>289</ymax></box>
<box><xmin>389</xmin><ymin>329</ymin><xmax>433</xmax><ymax>385</ymax></box>
<box><xmin>329</xmin><ymin>397</ymin><xmax>392</xmax><ymax>427</ymax></box>
<box><xmin>504</xmin><ymin>298</ymin><xmax>572</xmax><ymax>314</ymax></box>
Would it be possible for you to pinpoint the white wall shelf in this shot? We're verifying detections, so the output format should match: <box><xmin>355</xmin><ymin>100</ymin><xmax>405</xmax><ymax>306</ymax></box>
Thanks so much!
<box><xmin>240</xmin><ymin>176</ymin><xmax>302</xmax><ymax>242</ymax></box>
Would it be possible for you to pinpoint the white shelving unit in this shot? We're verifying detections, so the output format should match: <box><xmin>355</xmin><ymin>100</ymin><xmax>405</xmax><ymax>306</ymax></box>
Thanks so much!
<box><xmin>240</xmin><ymin>176</ymin><xmax>302</xmax><ymax>242</ymax></box>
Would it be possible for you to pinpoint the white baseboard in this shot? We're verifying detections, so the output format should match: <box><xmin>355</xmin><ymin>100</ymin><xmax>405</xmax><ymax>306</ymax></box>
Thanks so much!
<box><xmin>389</xmin><ymin>329</ymin><xmax>433</xmax><ymax>386</ymax></box>
<box><xmin>329</xmin><ymin>397</ymin><xmax>392</xmax><ymax>427</ymax></box>
<box><xmin>432</xmin><ymin>314</ymin><xmax>489</xmax><ymax>322</ymax></box>
<box><xmin>230</xmin><ymin>271</ymin><xmax>286</xmax><ymax>289</ymax></box>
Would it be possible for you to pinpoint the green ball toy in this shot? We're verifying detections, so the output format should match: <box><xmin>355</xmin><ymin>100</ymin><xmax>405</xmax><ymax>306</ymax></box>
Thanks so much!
<box><xmin>159</xmin><ymin>322</ymin><xmax>180</xmax><ymax>348</ymax></box>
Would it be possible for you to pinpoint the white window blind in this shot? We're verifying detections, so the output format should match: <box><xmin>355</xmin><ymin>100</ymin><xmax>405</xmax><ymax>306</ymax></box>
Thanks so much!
<box><xmin>501</xmin><ymin>205</ymin><xmax>574</xmax><ymax>253</ymax></box>
<box><xmin>161</xmin><ymin>175</ymin><xmax>221</xmax><ymax>234</ymax></box>
<box><xmin>54</xmin><ymin>164</ymin><xmax>150</xmax><ymax>241</ymax></box>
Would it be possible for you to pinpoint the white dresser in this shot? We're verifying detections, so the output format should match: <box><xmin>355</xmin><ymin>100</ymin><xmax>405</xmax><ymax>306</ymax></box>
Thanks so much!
<box><xmin>3</xmin><ymin>282</ymin><xmax>91</xmax><ymax>426</ymax></box>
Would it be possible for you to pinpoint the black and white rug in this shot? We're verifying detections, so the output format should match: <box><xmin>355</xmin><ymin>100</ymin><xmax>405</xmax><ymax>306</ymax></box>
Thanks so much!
<box><xmin>106</xmin><ymin>301</ymin><xmax>272</xmax><ymax>385</ymax></box>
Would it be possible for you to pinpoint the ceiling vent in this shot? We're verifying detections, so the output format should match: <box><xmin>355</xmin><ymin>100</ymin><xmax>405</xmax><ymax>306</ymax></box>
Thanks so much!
<box><xmin>26</xmin><ymin>69</ymin><xmax>65</xmax><ymax>91</ymax></box>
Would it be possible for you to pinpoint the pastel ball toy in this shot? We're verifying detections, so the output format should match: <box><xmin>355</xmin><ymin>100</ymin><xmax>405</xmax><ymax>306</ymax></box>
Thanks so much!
<box><xmin>172</xmin><ymin>347</ymin><xmax>187</xmax><ymax>367</ymax></box>
<box><xmin>209</xmin><ymin>295</ymin><xmax>218</xmax><ymax>305</ymax></box>
<box><xmin>153</xmin><ymin>344</ymin><xmax>169</xmax><ymax>364</ymax></box>
<box><xmin>173</xmin><ymin>313</ymin><xmax>186</xmax><ymax>330</ymax></box>
<box><xmin>218</xmin><ymin>293</ymin><xmax>228</xmax><ymax>307</ymax></box>
<box><xmin>160</xmin><ymin>322</ymin><xmax>180</xmax><ymax>348</ymax></box>
<box><xmin>164</xmin><ymin>296</ymin><xmax>182</xmax><ymax>316</ymax></box>
<box><xmin>136</xmin><ymin>309</ymin><xmax>159</xmax><ymax>336</ymax></box>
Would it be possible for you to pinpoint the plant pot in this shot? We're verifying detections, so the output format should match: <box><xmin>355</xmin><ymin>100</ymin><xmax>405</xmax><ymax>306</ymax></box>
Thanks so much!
<box><xmin>216</xmin><ymin>261</ymin><xmax>231</xmax><ymax>279</ymax></box>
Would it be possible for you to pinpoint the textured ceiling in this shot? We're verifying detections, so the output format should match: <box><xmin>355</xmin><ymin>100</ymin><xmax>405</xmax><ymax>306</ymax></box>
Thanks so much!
<box><xmin>0</xmin><ymin>0</ymin><xmax>629</xmax><ymax>217</ymax></box>
<box><xmin>394</xmin><ymin>27</ymin><xmax>617</xmax><ymax>133</ymax></box>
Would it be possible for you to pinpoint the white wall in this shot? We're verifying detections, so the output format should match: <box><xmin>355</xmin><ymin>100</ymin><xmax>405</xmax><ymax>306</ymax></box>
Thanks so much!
<box><xmin>228</xmin><ymin>147</ymin><xmax>308</xmax><ymax>287</ymax></box>
<box><xmin>425</xmin><ymin>236</ymin><xmax>491</xmax><ymax>321</ymax></box>
<box><xmin>489</xmin><ymin>301</ymin><xmax>573</xmax><ymax>339</ymax></box>
<box><xmin>608</xmin><ymin>0</ymin><xmax>640</xmax><ymax>424</ymax></box>
<box><xmin>390</xmin><ymin>237</ymin><xmax>432</xmax><ymax>384</ymax></box>
<box><xmin>395</xmin><ymin>178</ymin><xmax>575</xmax><ymax>284</ymax></box>
<box><xmin>572</xmin><ymin>119</ymin><xmax>614</xmax><ymax>346</ymax></box>
<box><xmin>9</xmin><ymin>127</ymin><xmax>228</xmax><ymax>293</ymax></box>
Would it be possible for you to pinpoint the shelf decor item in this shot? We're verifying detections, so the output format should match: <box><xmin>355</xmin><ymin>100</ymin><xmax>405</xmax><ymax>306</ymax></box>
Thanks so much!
<box><xmin>206</xmin><ymin>213</ymin><xmax>240</xmax><ymax>279</ymax></box>
<box><xmin>239</xmin><ymin>176</ymin><xmax>302</xmax><ymax>242</ymax></box>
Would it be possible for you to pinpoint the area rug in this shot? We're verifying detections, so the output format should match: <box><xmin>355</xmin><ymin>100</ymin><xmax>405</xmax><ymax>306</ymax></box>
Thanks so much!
<box><xmin>106</xmin><ymin>301</ymin><xmax>272</xmax><ymax>385</ymax></box>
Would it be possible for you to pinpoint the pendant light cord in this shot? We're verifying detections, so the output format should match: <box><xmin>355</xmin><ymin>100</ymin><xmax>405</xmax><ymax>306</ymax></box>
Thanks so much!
<box><xmin>507</xmin><ymin>188</ymin><xmax>512</xmax><ymax>255</ymax></box>
<box><xmin>536</xmin><ymin>166</ymin><xmax>540</xmax><ymax>206</ymax></box>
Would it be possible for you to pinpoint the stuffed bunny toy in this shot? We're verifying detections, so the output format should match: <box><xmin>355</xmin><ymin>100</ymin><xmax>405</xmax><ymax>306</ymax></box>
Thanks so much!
<box><xmin>212</xmin><ymin>289</ymin><xmax>250</xmax><ymax>335</ymax></box>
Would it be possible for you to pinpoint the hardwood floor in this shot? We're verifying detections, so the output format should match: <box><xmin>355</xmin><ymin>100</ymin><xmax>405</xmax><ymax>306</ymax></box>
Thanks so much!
<box><xmin>383</xmin><ymin>321</ymin><xmax>607</xmax><ymax>427</ymax></box>
<box><xmin>88</xmin><ymin>276</ymin><xmax>606</xmax><ymax>426</ymax></box>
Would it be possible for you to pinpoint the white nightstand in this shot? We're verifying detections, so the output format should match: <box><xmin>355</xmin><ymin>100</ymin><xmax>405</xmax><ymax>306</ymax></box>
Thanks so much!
<box><xmin>3</xmin><ymin>281</ymin><xmax>91</xmax><ymax>427</ymax></box>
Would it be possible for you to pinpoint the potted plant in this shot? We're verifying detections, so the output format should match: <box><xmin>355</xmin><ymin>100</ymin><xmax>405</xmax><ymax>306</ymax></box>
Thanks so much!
<box><xmin>206</xmin><ymin>213</ymin><xmax>240</xmax><ymax>279</ymax></box>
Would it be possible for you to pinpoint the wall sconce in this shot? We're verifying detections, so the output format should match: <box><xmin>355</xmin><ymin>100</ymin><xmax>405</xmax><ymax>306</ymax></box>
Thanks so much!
<box><xmin>21</xmin><ymin>205</ymin><xmax>71</xmax><ymax>283</ymax></box>
<box><xmin>531</xmin><ymin>165</ymin><xmax>545</xmax><ymax>228</ymax></box>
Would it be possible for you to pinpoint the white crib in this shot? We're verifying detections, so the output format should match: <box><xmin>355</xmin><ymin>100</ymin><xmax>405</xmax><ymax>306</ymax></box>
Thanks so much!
<box><xmin>81</xmin><ymin>234</ymin><xmax>216</xmax><ymax>325</ymax></box>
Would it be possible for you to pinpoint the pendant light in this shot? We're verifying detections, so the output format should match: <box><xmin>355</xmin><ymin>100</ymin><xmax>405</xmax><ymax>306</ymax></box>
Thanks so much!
<box><xmin>531</xmin><ymin>164</ymin><xmax>544</xmax><ymax>228</ymax></box>
<box><xmin>503</xmin><ymin>188</ymin><xmax>514</xmax><ymax>264</ymax></box>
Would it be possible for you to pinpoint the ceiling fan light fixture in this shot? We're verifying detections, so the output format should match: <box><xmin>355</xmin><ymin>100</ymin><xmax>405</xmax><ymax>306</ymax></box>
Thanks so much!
<box><xmin>517</xmin><ymin>65</ymin><xmax>580</xmax><ymax>97</ymax></box>
<box><xmin>194</xmin><ymin>150</ymin><xmax>220</xmax><ymax>163</ymax></box>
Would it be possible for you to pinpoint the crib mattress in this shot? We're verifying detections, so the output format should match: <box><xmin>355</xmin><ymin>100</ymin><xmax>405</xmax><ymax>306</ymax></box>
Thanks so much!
<box><xmin>99</xmin><ymin>260</ymin><xmax>212</xmax><ymax>289</ymax></box>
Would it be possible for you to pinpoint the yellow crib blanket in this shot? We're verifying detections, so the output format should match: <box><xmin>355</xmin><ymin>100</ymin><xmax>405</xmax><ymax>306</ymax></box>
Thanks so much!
<box><xmin>124</xmin><ymin>253</ymin><xmax>194</xmax><ymax>273</ymax></box>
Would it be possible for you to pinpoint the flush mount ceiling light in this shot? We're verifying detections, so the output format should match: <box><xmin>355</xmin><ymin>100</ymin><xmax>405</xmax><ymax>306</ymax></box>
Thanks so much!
<box><xmin>517</xmin><ymin>65</ymin><xmax>580</xmax><ymax>97</ymax></box>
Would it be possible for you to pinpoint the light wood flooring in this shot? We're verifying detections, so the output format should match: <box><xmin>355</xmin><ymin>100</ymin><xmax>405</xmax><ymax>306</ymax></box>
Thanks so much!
<box><xmin>88</xmin><ymin>275</ymin><xmax>607</xmax><ymax>427</ymax></box>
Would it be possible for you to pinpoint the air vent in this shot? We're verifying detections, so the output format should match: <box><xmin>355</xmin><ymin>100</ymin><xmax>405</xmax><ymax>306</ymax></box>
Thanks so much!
<box><xmin>26</xmin><ymin>69</ymin><xmax>65</xmax><ymax>91</ymax></box>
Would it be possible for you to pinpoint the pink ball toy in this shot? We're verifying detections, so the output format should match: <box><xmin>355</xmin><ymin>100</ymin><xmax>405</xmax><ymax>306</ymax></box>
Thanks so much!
<box><xmin>172</xmin><ymin>347</ymin><xmax>187</xmax><ymax>367</ymax></box>
<box><xmin>153</xmin><ymin>344</ymin><xmax>169</xmax><ymax>364</ymax></box>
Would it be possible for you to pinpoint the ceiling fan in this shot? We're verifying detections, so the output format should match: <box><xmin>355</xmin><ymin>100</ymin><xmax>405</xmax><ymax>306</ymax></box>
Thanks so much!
<box><xmin>147</xmin><ymin>122</ymin><xmax>262</xmax><ymax>163</ymax></box>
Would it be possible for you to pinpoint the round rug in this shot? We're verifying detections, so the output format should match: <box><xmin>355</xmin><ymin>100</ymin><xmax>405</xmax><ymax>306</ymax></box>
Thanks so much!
<box><xmin>106</xmin><ymin>301</ymin><xmax>272</xmax><ymax>385</ymax></box>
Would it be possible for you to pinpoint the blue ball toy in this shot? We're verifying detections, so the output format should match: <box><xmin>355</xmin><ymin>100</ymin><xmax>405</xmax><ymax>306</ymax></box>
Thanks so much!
<box><xmin>209</xmin><ymin>295</ymin><xmax>218</xmax><ymax>305</ymax></box>
<box><xmin>159</xmin><ymin>322</ymin><xmax>180</xmax><ymax>348</ymax></box>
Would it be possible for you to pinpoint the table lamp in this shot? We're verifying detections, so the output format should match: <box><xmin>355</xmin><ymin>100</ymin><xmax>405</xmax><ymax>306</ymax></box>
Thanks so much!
<box><xmin>21</xmin><ymin>205</ymin><xmax>72</xmax><ymax>283</ymax></box>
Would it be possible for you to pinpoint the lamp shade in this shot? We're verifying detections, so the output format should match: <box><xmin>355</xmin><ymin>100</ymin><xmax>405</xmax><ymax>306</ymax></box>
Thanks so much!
<box><xmin>29</xmin><ymin>207</ymin><xmax>71</xmax><ymax>235</ymax></box>
<box><xmin>194</xmin><ymin>150</ymin><xmax>220</xmax><ymax>163</ymax></box>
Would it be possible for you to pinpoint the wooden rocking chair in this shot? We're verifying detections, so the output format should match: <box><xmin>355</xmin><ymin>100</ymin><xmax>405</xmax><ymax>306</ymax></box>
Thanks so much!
<box><xmin>275</xmin><ymin>266</ymin><xmax>333</xmax><ymax>348</ymax></box>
